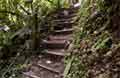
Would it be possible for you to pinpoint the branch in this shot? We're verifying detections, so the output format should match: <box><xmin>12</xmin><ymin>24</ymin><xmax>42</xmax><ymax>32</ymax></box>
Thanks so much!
<box><xmin>18</xmin><ymin>4</ymin><xmax>31</xmax><ymax>15</ymax></box>
<box><xmin>0</xmin><ymin>10</ymin><xmax>20</xmax><ymax>17</ymax></box>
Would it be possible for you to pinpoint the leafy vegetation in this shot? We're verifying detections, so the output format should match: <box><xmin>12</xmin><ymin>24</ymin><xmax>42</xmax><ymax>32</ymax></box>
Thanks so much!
<box><xmin>0</xmin><ymin>0</ymin><xmax>72</xmax><ymax>78</ymax></box>
<box><xmin>65</xmin><ymin>0</ymin><xmax>120</xmax><ymax>78</ymax></box>
<box><xmin>1</xmin><ymin>0</ymin><xmax>120</xmax><ymax>78</ymax></box>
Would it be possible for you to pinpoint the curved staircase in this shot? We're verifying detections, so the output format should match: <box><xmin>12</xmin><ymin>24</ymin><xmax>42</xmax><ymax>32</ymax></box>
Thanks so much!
<box><xmin>22</xmin><ymin>4</ymin><xmax>80</xmax><ymax>78</ymax></box>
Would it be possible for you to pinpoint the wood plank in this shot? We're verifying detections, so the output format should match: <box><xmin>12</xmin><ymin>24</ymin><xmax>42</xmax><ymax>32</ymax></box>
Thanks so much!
<box><xmin>35</xmin><ymin>64</ymin><xmax>60</xmax><ymax>74</ymax></box>
<box><xmin>23</xmin><ymin>72</ymin><xmax>40</xmax><ymax>78</ymax></box>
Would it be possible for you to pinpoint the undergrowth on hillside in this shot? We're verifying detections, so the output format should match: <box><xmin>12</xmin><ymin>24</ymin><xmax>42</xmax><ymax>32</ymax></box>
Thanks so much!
<box><xmin>65</xmin><ymin>0</ymin><xmax>120</xmax><ymax>78</ymax></box>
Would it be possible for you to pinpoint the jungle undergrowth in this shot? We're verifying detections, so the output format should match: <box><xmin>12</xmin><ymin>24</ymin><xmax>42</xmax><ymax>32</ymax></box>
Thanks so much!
<box><xmin>65</xmin><ymin>0</ymin><xmax>120</xmax><ymax>78</ymax></box>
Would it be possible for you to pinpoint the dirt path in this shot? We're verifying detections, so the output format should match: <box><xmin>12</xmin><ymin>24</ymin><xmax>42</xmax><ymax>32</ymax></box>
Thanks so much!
<box><xmin>22</xmin><ymin>6</ymin><xmax>79</xmax><ymax>78</ymax></box>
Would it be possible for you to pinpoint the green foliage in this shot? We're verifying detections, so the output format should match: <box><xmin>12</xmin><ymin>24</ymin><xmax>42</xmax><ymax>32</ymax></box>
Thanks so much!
<box><xmin>0</xmin><ymin>0</ymin><xmax>72</xmax><ymax>50</ymax></box>
<box><xmin>65</xmin><ymin>0</ymin><xmax>119</xmax><ymax>78</ymax></box>
<box><xmin>64</xmin><ymin>56</ymin><xmax>74</xmax><ymax>78</ymax></box>
<box><xmin>0</xmin><ymin>0</ymin><xmax>71</xmax><ymax>78</ymax></box>
<box><xmin>65</xmin><ymin>54</ymin><xmax>86</xmax><ymax>78</ymax></box>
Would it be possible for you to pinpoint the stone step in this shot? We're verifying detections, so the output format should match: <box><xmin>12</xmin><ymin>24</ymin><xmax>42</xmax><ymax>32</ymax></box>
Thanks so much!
<box><xmin>42</xmin><ymin>40</ymin><xmax>70</xmax><ymax>49</ymax></box>
<box><xmin>48</xmin><ymin>34</ymin><xmax>72</xmax><ymax>40</ymax></box>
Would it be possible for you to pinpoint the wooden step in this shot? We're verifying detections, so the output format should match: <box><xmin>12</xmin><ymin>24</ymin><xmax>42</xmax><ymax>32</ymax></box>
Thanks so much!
<box><xmin>42</xmin><ymin>40</ymin><xmax>70</xmax><ymax>49</ymax></box>
<box><xmin>52</xmin><ymin>13</ymin><xmax>77</xmax><ymax>19</ymax></box>
<box><xmin>52</xmin><ymin>22</ymin><xmax>75</xmax><ymax>29</ymax></box>
<box><xmin>43</xmin><ymin>49</ymin><xmax>67</xmax><ymax>56</ymax></box>
<box><xmin>54</xmin><ymin>21</ymin><xmax>75</xmax><ymax>25</ymax></box>
<box><xmin>34</xmin><ymin>55</ymin><xmax>64</xmax><ymax>74</ymax></box>
<box><xmin>52</xmin><ymin>18</ymin><xmax>73</xmax><ymax>22</ymax></box>
<box><xmin>53</xmin><ymin>23</ymin><xmax>73</xmax><ymax>29</ymax></box>
<box><xmin>23</xmin><ymin>65</ymin><xmax>61</xmax><ymax>78</ymax></box>
<box><xmin>53</xmin><ymin>28</ymin><xmax>73</xmax><ymax>35</ymax></box>
<box><xmin>65</xmin><ymin>5</ymin><xmax>80</xmax><ymax>14</ymax></box>
<box><xmin>23</xmin><ymin>71</ymin><xmax>40</xmax><ymax>78</ymax></box>
<box><xmin>53</xmin><ymin>14</ymin><xmax>76</xmax><ymax>21</ymax></box>
<box><xmin>35</xmin><ymin>64</ymin><xmax>61</xmax><ymax>74</ymax></box>
<box><xmin>68</xmin><ymin>8</ymin><xmax>79</xmax><ymax>14</ymax></box>
<box><xmin>55</xmin><ymin>28</ymin><xmax>73</xmax><ymax>32</ymax></box>
<box><xmin>42</xmin><ymin>40</ymin><xmax>66</xmax><ymax>45</ymax></box>
<box><xmin>22</xmin><ymin>6</ymin><xmax>79</xmax><ymax>78</ymax></box>
<box><xmin>51</xmin><ymin>6</ymin><xmax>79</xmax><ymax>19</ymax></box>
<box><xmin>48</xmin><ymin>34</ymin><xmax>72</xmax><ymax>40</ymax></box>
<box><xmin>72</xmin><ymin>3</ymin><xmax>81</xmax><ymax>9</ymax></box>
<box><xmin>57</xmin><ymin>9</ymin><xmax>78</xmax><ymax>16</ymax></box>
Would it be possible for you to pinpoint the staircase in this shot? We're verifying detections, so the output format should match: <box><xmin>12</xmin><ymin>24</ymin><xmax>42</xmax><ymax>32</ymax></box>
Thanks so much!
<box><xmin>22</xmin><ymin>4</ymin><xmax>80</xmax><ymax>78</ymax></box>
